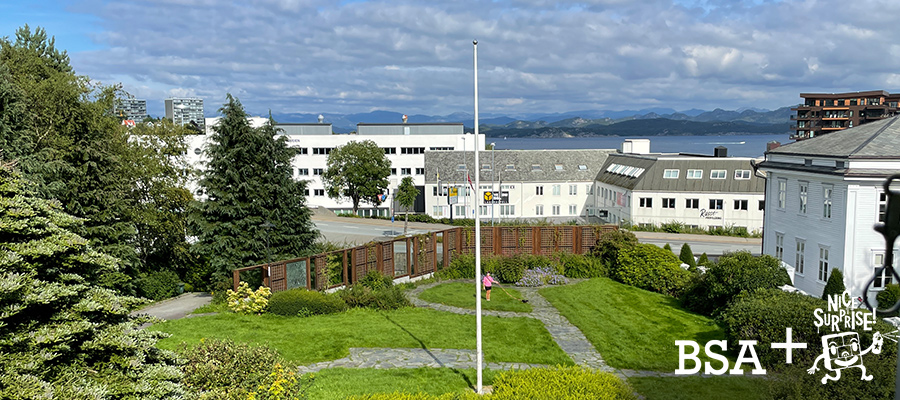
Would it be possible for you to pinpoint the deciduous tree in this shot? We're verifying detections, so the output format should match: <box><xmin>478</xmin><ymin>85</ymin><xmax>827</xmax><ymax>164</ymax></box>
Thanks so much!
<box><xmin>322</xmin><ymin>140</ymin><xmax>390</xmax><ymax>214</ymax></box>
<box><xmin>396</xmin><ymin>175</ymin><xmax>419</xmax><ymax>234</ymax></box>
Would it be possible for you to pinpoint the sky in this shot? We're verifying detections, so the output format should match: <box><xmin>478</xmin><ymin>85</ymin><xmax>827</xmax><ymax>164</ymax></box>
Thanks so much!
<box><xmin>3</xmin><ymin>0</ymin><xmax>900</xmax><ymax>119</ymax></box>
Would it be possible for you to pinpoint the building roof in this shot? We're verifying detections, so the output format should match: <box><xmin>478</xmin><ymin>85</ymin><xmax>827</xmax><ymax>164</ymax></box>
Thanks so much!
<box><xmin>767</xmin><ymin>115</ymin><xmax>900</xmax><ymax>159</ymax></box>
<box><xmin>596</xmin><ymin>153</ymin><xmax>765</xmax><ymax>193</ymax></box>
<box><xmin>799</xmin><ymin>90</ymin><xmax>892</xmax><ymax>99</ymax></box>
<box><xmin>424</xmin><ymin>149</ymin><xmax>615</xmax><ymax>183</ymax></box>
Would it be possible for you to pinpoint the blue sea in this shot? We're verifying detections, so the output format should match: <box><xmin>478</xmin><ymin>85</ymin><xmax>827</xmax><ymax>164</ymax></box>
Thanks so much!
<box><xmin>491</xmin><ymin>134</ymin><xmax>792</xmax><ymax>158</ymax></box>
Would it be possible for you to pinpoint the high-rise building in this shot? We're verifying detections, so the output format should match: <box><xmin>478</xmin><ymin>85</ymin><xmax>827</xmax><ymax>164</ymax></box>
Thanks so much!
<box><xmin>791</xmin><ymin>90</ymin><xmax>900</xmax><ymax>140</ymax></box>
<box><xmin>165</xmin><ymin>98</ymin><xmax>205</xmax><ymax>132</ymax></box>
<box><xmin>115</xmin><ymin>99</ymin><xmax>148</xmax><ymax>122</ymax></box>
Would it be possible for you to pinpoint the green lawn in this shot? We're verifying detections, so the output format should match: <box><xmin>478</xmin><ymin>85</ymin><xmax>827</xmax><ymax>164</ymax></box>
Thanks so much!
<box><xmin>152</xmin><ymin>307</ymin><xmax>572</xmax><ymax>366</ymax></box>
<box><xmin>540</xmin><ymin>278</ymin><xmax>730</xmax><ymax>371</ymax></box>
<box><xmin>629</xmin><ymin>376</ymin><xmax>770</xmax><ymax>400</ymax></box>
<box><xmin>306</xmin><ymin>368</ymin><xmax>496</xmax><ymax>400</ymax></box>
<box><xmin>419</xmin><ymin>282</ymin><xmax>533</xmax><ymax>313</ymax></box>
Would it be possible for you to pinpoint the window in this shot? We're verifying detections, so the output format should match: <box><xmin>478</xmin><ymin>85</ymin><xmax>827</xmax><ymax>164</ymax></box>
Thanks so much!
<box><xmin>685</xmin><ymin>198</ymin><xmax>699</xmax><ymax>209</ymax></box>
<box><xmin>314</xmin><ymin>189</ymin><xmax>325</xmax><ymax>196</ymax></box>
<box><xmin>662</xmin><ymin>198</ymin><xmax>676</xmax><ymax>209</ymax></box>
<box><xmin>479</xmin><ymin>205</ymin><xmax>489</xmax><ymax>216</ymax></box>
<box><xmin>799</xmin><ymin>182</ymin><xmax>808</xmax><ymax>214</ymax></box>
<box><xmin>687</xmin><ymin>169</ymin><xmax>703</xmax><ymax>179</ymax></box>
<box><xmin>313</xmin><ymin>168</ymin><xmax>324</xmax><ymax>175</ymax></box>
<box><xmin>564</xmin><ymin>204</ymin><xmax>574</xmax><ymax>215</ymax></box>
<box><xmin>818</xmin><ymin>246</ymin><xmax>829</xmax><ymax>282</ymax></box>
<box><xmin>640</xmin><ymin>197</ymin><xmax>653</xmax><ymax>208</ymax></box>
<box><xmin>313</xmin><ymin>147</ymin><xmax>333</xmax><ymax>155</ymax></box>
<box><xmin>879</xmin><ymin>192</ymin><xmax>888</xmax><ymax>222</ymax></box>
<box><xmin>401</xmin><ymin>168</ymin><xmax>412</xmax><ymax>175</ymax></box>
<box><xmin>823</xmin><ymin>185</ymin><xmax>833</xmax><ymax>218</ymax></box>
<box><xmin>734</xmin><ymin>199</ymin><xmax>748</xmax><ymax>210</ymax></box>
<box><xmin>795</xmin><ymin>240</ymin><xmax>805</xmax><ymax>274</ymax></box>
<box><xmin>536</xmin><ymin>186</ymin><xmax>544</xmax><ymax>195</ymax></box>
<box><xmin>536</xmin><ymin>205</ymin><xmax>544</xmax><ymax>216</ymax></box>
<box><xmin>759</xmin><ymin>200</ymin><xmax>765</xmax><ymax>211</ymax></box>
<box><xmin>778</xmin><ymin>179</ymin><xmax>787</xmax><ymax>209</ymax></box>
<box><xmin>390</xmin><ymin>168</ymin><xmax>397</xmax><ymax>175</ymax></box>
<box><xmin>710</xmin><ymin>170</ymin><xmax>727</xmax><ymax>179</ymax></box>
<box><xmin>555</xmin><ymin>164</ymin><xmax>564</xmax><ymax>171</ymax></box>
<box><xmin>663</xmin><ymin>169</ymin><xmax>679</xmax><ymax>179</ymax></box>
<box><xmin>709</xmin><ymin>199</ymin><xmax>723</xmax><ymax>210</ymax></box>
<box><xmin>304</xmin><ymin>189</ymin><xmax>309</xmax><ymax>196</ymax></box>
<box><xmin>506</xmin><ymin>164</ymin><xmax>515</xmax><ymax>171</ymax></box>
<box><xmin>500</xmin><ymin>205</ymin><xmax>515</xmax><ymax>216</ymax></box>
<box><xmin>457</xmin><ymin>164</ymin><xmax>467</xmax><ymax>171</ymax></box>
<box><xmin>587</xmin><ymin>184</ymin><xmax>593</xmax><ymax>195</ymax></box>
<box><xmin>298</xmin><ymin>148</ymin><xmax>308</xmax><ymax>155</ymax></box>
<box><xmin>298</xmin><ymin>168</ymin><xmax>309</xmax><ymax>176</ymax></box>
<box><xmin>552</xmin><ymin>185</ymin><xmax>561</xmax><ymax>196</ymax></box>
<box><xmin>734</xmin><ymin>170</ymin><xmax>751</xmax><ymax>180</ymax></box>
<box><xmin>552</xmin><ymin>205</ymin><xmax>561</xmax><ymax>215</ymax></box>
<box><xmin>382</xmin><ymin>147</ymin><xmax>397</xmax><ymax>154</ymax></box>
<box><xmin>774</xmin><ymin>233</ymin><xmax>784</xmax><ymax>261</ymax></box>
<box><xmin>569</xmin><ymin>185</ymin><xmax>577</xmax><ymax>195</ymax></box>
<box><xmin>415</xmin><ymin>168</ymin><xmax>425</xmax><ymax>175</ymax></box>
<box><xmin>432</xmin><ymin>206</ymin><xmax>444</xmax><ymax>217</ymax></box>
<box><xmin>481</xmin><ymin>164</ymin><xmax>491</xmax><ymax>171</ymax></box>
<box><xmin>874</xmin><ymin>253</ymin><xmax>894</xmax><ymax>288</ymax></box>
<box><xmin>532</xmin><ymin>164</ymin><xmax>542</xmax><ymax>171</ymax></box>
<box><xmin>578</xmin><ymin>165</ymin><xmax>588</xmax><ymax>170</ymax></box>
<box><xmin>400</xmin><ymin>147</ymin><xmax>425</xmax><ymax>154</ymax></box>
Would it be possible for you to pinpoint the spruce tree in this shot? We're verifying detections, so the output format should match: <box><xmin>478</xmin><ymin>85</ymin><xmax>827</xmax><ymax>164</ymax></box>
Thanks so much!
<box><xmin>663</xmin><ymin>243</ymin><xmax>672</xmax><ymax>252</ymax></box>
<box><xmin>194</xmin><ymin>98</ymin><xmax>318</xmax><ymax>281</ymax></box>
<box><xmin>0</xmin><ymin>161</ymin><xmax>183</xmax><ymax>399</ymax></box>
<box><xmin>679</xmin><ymin>243</ymin><xmax>696</xmax><ymax>268</ymax></box>
<box><xmin>698</xmin><ymin>252</ymin><xmax>711</xmax><ymax>267</ymax></box>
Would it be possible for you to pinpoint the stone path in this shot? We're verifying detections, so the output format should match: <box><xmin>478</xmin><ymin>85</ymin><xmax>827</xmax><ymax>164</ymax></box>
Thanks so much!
<box><xmin>297</xmin><ymin>347</ymin><xmax>549</xmax><ymax>374</ymax></box>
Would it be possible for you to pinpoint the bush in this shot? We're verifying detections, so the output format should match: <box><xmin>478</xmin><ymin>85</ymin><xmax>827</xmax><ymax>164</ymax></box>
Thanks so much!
<box><xmin>552</xmin><ymin>252</ymin><xmax>607</xmax><ymax>278</ymax></box>
<box><xmin>681</xmin><ymin>251</ymin><xmax>791</xmax><ymax>316</ymax></box>
<box><xmin>663</xmin><ymin>243</ymin><xmax>672</xmax><ymax>252</ymax></box>
<box><xmin>697</xmin><ymin>253</ymin><xmax>711</xmax><ymax>267</ymax></box>
<box><xmin>437</xmin><ymin>254</ymin><xmax>531</xmax><ymax>284</ymax></box>
<box><xmin>821</xmin><ymin>268</ymin><xmax>845</xmax><ymax>300</ymax></box>
<box><xmin>515</xmin><ymin>266</ymin><xmax>568</xmax><ymax>287</ymax></box>
<box><xmin>876</xmin><ymin>283</ymin><xmax>900</xmax><ymax>317</ymax></box>
<box><xmin>180</xmin><ymin>339</ymin><xmax>306</xmax><ymax>399</ymax></box>
<box><xmin>268</xmin><ymin>288</ymin><xmax>348</xmax><ymax>316</ymax></box>
<box><xmin>136</xmin><ymin>270</ymin><xmax>182</xmax><ymax>301</ymax></box>
<box><xmin>226</xmin><ymin>282</ymin><xmax>271</xmax><ymax>314</ymax></box>
<box><xmin>349</xmin><ymin>393</ymin><xmax>479</xmax><ymax>400</ymax></box>
<box><xmin>491</xmin><ymin>366</ymin><xmax>636</xmax><ymax>400</ymax></box>
<box><xmin>359</xmin><ymin>270</ymin><xmax>394</xmax><ymax>291</ymax></box>
<box><xmin>339</xmin><ymin>284</ymin><xmax>411</xmax><ymax>310</ymax></box>
<box><xmin>592</xmin><ymin>230</ymin><xmax>639</xmax><ymax>268</ymax></box>
<box><xmin>679</xmin><ymin>243</ymin><xmax>696</xmax><ymax>269</ymax></box>
<box><xmin>611</xmin><ymin>243</ymin><xmax>690</xmax><ymax>297</ymax></box>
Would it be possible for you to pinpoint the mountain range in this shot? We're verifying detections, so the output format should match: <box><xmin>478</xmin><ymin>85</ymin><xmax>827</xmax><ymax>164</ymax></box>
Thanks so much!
<box><xmin>268</xmin><ymin>106</ymin><xmax>793</xmax><ymax>137</ymax></box>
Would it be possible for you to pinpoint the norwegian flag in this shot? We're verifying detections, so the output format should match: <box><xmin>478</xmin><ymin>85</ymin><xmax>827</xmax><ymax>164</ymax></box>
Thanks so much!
<box><xmin>467</xmin><ymin>173</ymin><xmax>475</xmax><ymax>191</ymax></box>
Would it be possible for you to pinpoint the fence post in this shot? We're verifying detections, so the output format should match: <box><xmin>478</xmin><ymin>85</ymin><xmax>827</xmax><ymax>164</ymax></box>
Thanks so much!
<box><xmin>305</xmin><ymin>258</ymin><xmax>311</xmax><ymax>290</ymax></box>
<box><xmin>574</xmin><ymin>226</ymin><xmax>582</xmax><ymax>254</ymax></box>
<box><xmin>233</xmin><ymin>269</ymin><xmax>240</xmax><ymax>291</ymax></box>
<box><xmin>431</xmin><ymin>231</ymin><xmax>437</xmax><ymax>273</ymax></box>
<box><xmin>406</xmin><ymin>237</ymin><xmax>412</xmax><ymax>276</ymax></box>
<box><xmin>532</xmin><ymin>226</ymin><xmax>540</xmax><ymax>255</ymax></box>
<box><xmin>342</xmin><ymin>250</ymin><xmax>348</xmax><ymax>286</ymax></box>
<box><xmin>376</xmin><ymin>243</ymin><xmax>384</xmax><ymax>276</ymax></box>
<box><xmin>493</xmin><ymin>227</ymin><xmax>501</xmax><ymax>256</ymax></box>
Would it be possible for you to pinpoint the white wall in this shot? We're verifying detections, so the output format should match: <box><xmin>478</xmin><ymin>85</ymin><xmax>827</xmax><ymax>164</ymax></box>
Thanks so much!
<box><xmin>425</xmin><ymin>180</ymin><xmax>597</xmax><ymax>220</ymax></box>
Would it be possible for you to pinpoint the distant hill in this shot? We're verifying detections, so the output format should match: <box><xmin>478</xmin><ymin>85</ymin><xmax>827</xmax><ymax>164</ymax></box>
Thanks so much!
<box><xmin>481</xmin><ymin>118</ymin><xmax>789</xmax><ymax>138</ymax></box>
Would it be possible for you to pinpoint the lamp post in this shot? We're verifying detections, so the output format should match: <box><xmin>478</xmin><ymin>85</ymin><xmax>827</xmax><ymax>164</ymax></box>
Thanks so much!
<box><xmin>491</xmin><ymin>143</ymin><xmax>495</xmax><ymax>226</ymax></box>
<box><xmin>260</xmin><ymin>221</ymin><xmax>274</xmax><ymax>286</ymax></box>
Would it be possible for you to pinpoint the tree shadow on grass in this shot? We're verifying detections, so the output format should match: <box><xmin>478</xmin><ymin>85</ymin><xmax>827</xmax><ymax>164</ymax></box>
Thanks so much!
<box><xmin>382</xmin><ymin>314</ymin><xmax>476</xmax><ymax>390</ymax></box>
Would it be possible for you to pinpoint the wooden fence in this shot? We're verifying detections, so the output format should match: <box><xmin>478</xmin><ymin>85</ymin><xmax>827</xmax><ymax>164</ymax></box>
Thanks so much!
<box><xmin>234</xmin><ymin>225</ymin><xmax>618</xmax><ymax>292</ymax></box>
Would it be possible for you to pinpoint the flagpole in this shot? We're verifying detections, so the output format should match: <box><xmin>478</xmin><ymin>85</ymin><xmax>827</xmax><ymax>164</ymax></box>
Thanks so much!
<box><xmin>473</xmin><ymin>39</ymin><xmax>483</xmax><ymax>395</ymax></box>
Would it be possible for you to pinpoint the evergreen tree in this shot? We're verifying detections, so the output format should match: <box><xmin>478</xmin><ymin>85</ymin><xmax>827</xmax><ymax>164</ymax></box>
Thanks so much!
<box><xmin>679</xmin><ymin>243</ymin><xmax>696</xmax><ymax>268</ymax></box>
<box><xmin>194</xmin><ymin>98</ymin><xmax>318</xmax><ymax>281</ymax></box>
<box><xmin>663</xmin><ymin>243</ymin><xmax>672</xmax><ymax>252</ymax></box>
<box><xmin>0</xmin><ymin>161</ymin><xmax>183</xmax><ymax>399</ymax></box>
<box><xmin>396</xmin><ymin>175</ymin><xmax>419</xmax><ymax>234</ymax></box>
<box><xmin>822</xmin><ymin>268</ymin><xmax>846</xmax><ymax>300</ymax></box>
<box><xmin>698</xmin><ymin>252</ymin><xmax>711</xmax><ymax>267</ymax></box>
<box><xmin>322</xmin><ymin>139</ymin><xmax>391</xmax><ymax>213</ymax></box>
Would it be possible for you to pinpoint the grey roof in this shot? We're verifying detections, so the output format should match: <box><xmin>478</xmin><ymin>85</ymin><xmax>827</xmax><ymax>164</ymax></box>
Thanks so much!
<box><xmin>276</xmin><ymin>123</ymin><xmax>333</xmax><ymax>135</ymax></box>
<box><xmin>768</xmin><ymin>115</ymin><xmax>900</xmax><ymax>159</ymax></box>
<box><xmin>424</xmin><ymin>149</ymin><xmax>615</xmax><ymax>183</ymax></box>
<box><xmin>596</xmin><ymin>153</ymin><xmax>765</xmax><ymax>193</ymax></box>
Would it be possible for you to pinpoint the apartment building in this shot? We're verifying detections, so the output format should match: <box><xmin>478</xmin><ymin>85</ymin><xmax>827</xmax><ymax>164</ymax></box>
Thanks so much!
<box><xmin>165</xmin><ymin>97</ymin><xmax>206</xmax><ymax>132</ymax></box>
<box><xmin>792</xmin><ymin>90</ymin><xmax>900</xmax><ymax>140</ymax></box>
<box><xmin>115</xmin><ymin>98</ymin><xmax>148</xmax><ymax>122</ymax></box>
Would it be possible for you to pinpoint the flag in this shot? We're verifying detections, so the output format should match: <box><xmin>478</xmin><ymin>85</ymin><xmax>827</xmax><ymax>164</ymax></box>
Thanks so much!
<box><xmin>467</xmin><ymin>173</ymin><xmax>475</xmax><ymax>191</ymax></box>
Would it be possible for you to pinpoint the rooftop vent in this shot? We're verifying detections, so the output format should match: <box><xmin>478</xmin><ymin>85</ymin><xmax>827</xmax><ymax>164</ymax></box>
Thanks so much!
<box><xmin>714</xmin><ymin>146</ymin><xmax>727</xmax><ymax>158</ymax></box>
<box><xmin>317</xmin><ymin>114</ymin><xmax>324</xmax><ymax>123</ymax></box>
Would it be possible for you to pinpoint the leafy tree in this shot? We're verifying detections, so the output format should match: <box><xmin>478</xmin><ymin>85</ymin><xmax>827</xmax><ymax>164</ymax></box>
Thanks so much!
<box><xmin>821</xmin><ymin>268</ymin><xmax>846</xmax><ymax>300</ymax></box>
<box><xmin>322</xmin><ymin>140</ymin><xmax>391</xmax><ymax>214</ymax></box>
<box><xmin>193</xmin><ymin>99</ymin><xmax>319</xmax><ymax>282</ymax></box>
<box><xmin>679</xmin><ymin>243</ymin><xmax>696</xmax><ymax>269</ymax></box>
<box><xmin>0</xmin><ymin>161</ymin><xmax>183</xmax><ymax>399</ymax></box>
<box><xmin>681</xmin><ymin>251</ymin><xmax>791</xmax><ymax>316</ymax></box>
<box><xmin>396</xmin><ymin>176</ymin><xmax>419</xmax><ymax>234</ymax></box>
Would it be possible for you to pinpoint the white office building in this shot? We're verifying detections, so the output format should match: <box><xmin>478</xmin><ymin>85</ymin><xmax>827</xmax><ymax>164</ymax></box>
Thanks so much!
<box><xmin>423</xmin><ymin>149</ymin><xmax>614</xmax><ymax>222</ymax></box>
<box><xmin>115</xmin><ymin>98</ymin><xmax>148</xmax><ymax>121</ymax></box>
<box><xmin>758</xmin><ymin>116</ymin><xmax>900</xmax><ymax>301</ymax></box>
<box><xmin>165</xmin><ymin>97</ymin><xmax>205</xmax><ymax>132</ymax></box>
<box><xmin>595</xmin><ymin>140</ymin><xmax>766</xmax><ymax>233</ymax></box>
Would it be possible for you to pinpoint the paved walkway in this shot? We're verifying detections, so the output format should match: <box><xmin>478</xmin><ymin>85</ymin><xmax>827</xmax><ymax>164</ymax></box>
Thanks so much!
<box><xmin>297</xmin><ymin>348</ymin><xmax>549</xmax><ymax>374</ymax></box>
<box><xmin>131</xmin><ymin>292</ymin><xmax>213</xmax><ymax>323</ymax></box>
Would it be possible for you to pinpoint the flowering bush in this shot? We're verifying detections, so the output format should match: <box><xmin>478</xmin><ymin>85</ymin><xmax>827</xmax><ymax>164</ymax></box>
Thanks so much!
<box><xmin>247</xmin><ymin>363</ymin><xmax>307</xmax><ymax>400</ymax></box>
<box><xmin>515</xmin><ymin>266</ymin><xmax>568</xmax><ymax>287</ymax></box>
<box><xmin>227</xmin><ymin>282</ymin><xmax>272</xmax><ymax>314</ymax></box>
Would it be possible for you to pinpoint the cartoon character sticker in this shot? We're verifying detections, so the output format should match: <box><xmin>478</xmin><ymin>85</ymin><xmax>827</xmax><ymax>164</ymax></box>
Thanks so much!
<box><xmin>808</xmin><ymin>331</ymin><xmax>883</xmax><ymax>384</ymax></box>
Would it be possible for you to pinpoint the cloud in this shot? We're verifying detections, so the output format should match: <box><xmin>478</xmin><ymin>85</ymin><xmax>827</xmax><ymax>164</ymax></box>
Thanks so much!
<box><xmin>54</xmin><ymin>0</ymin><xmax>900</xmax><ymax>118</ymax></box>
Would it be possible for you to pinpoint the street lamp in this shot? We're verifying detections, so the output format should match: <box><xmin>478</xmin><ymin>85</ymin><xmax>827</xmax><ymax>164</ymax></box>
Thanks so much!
<box><xmin>491</xmin><ymin>143</ymin><xmax>495</xmax><ymax>226</ymax></box>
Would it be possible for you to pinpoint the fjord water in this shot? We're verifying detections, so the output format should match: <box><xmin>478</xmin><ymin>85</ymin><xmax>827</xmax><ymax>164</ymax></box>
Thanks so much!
<box><xmin>492</xmin><ymin>134</ymin><xmax>792</xmax><ymax>158</ymax></box>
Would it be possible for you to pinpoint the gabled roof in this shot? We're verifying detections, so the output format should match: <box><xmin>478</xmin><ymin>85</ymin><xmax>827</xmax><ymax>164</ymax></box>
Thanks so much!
<box><xmin>597</xmin><ymin>153</ymin><xmax>765</xmax><ymax>193</ymax></box>
<box><xmin>767</xmin><ymin>116</ymin><xmax>900</xmax><ymax>159</ymax></box>
<box><xmin>425</xmin><ymin>149</ymin><xmax>614</xmax><ymax>183</ymax></box>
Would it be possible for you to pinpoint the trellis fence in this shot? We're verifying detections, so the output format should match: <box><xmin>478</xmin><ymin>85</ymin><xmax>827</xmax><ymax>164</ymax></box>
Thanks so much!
<box><xmin>233</xmin><ymin>225</ymin><xmax>618</xmax><ymax>292</ymax></box>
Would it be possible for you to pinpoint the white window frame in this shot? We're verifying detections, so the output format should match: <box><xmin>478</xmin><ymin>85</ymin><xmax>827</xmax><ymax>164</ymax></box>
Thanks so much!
<box><xmin>662</xmin><ymin>198</ymin><xmax>675</xmax><ymax>209</ymax></box>
<box><xmin>569</xmin><ymin>204</ymin><xmax>577</xmax><ymax>215</ymax></box>
<box><xmin>873</xmin><ymin>252</ymin><xmax>896</xmax><ymax>288</ymax></box>
<box><xmin>710</xmin><ymin>170</ymin><xmax>727</xmax><ymax>179</ymax></box>
<box><xmin>778</xmin><ymin>178</ymin><xmax>787</xmax><ymax>209</ymax></box>
<box><xmin>734</xmin><ymin>170</ymin><xmax>751</xmax><ymax>180</ymax></box>
<box><xmin>733</xmin><ymin>199</ymin><xmax>748</xmax><ymax>211</ymax></box>
<box><xmin>818</xmin><ymin>246</ymin><xmax>829</xmax><ymax>282</ymax></box>
<box><xmin>709</xmin><ymin>199</ymin><xmax>723</xmax><ymax>210</ymax></box>
<box><xmin>552</xmin><ymin>185</ymin><xmax>561</xmax><ymax>196</ymax></box>
<box><xmin>552</xmin><ymin>205</ymin><xmax>560</xmax><ymax>215</ymax></box>
<box><xmin>663</xmin><ymin>169</ymin><xmax>679</xmax><ymax>179</ymax></box>
<box><xmin>774</xmin><ymin>233</ymin><xmax>784</xmax><ymax>261</ymax></box>
<box><xmin>799</xmin><ymin>182</ymin><xmax>808</xmax><ymax>214</ymax></box>
<box><xmin>795</xmin><ymin>239</ymin><xmax>805</xmax><ymax>275</ymax></box>
<box><xmin>879</xmin><ymin>192</ymin><xmax>888</xmax><ymax>222</ymax></box>
<box><xmin>687</xmin><ymin>169</ymin><xmax>703</xmax><ymax>179</ymax></box>
<box><xmin>685</xmin><ymin>198</ymin><xmax>699</xmax><ymax>209</ymax></box>
<box><xmin>823</xmin><ymin>185</ymin><xmax>833</xmax><ymax>219</ymax></box>
<box><xmin>569</xmin><ymin>185</ymin><xmax>577</xmax><ymax>195</ymax></box>
<box><xmin>640</xmin><ymin>197</ymin><xmax>653</xmax><ymax>208</ymax></box>
<box><xmin>536</xmin><ymin>186</ymin><xmax>544</xmax><ymax>195</ymax></box>
<box><xmin>536</xmin><ymin>205</ymin><xmax>544</xmax><ymax>216</ymax></box>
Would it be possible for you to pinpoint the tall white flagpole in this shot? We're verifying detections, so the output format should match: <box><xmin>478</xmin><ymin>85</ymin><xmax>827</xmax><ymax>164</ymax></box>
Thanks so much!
<box><xmin>473</xmin><ymin>39</ymin><xmax>483</xmax><ymax>395</ymax></box>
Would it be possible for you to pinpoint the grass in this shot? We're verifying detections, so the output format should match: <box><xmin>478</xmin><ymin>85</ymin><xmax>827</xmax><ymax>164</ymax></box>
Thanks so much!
<box><xmin>189</xmin><ymin>302</ymin><xmax>228</xmax><ymax>314</ymax></box>
<box><xmin>305</xmin><ymin>368</ymin><xmax>497</xmax><ymax>400</ymax></box>
<box><xmin>629</xmin><ymin>376</ymin><xmax>770</xmax><ymax>400</ymax></box>
<box><xmin>540</xmin><ymin>278</ymin><xmax>731</xmax><ymax>371</ymax></box>
<box><xmin>152</xmin><ymin>307</ymin><xmax>572</xmax><ymax>366</ymax></box>
<box><xmin>419</xmin><ymin>282</ymin><xmax>533</xmax><ymax>313</ymax></box>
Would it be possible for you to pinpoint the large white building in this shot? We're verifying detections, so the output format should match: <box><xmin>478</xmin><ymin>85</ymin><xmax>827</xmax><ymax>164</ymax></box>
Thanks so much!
<box><xmin>423</xmin><ymin>149</ymin><xmax>614</xmax><ymax>222</ymax></box>
<box><xmin>758</xmin><ymin>116</ymin><xmax>900</xmax><ymax>301</ymax></box>
<box><xmin>594</xmin><ymin>140</ymin><xmax>766</xmax><ymax>233</ymax></box>
<box><xmin>165</xmin><ymin>97</ymin><xmax>206</xmax><ymax>132</ymax></box>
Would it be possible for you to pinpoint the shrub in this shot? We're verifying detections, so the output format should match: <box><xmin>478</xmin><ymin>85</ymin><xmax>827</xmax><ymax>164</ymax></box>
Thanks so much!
<box><xmin>359</xmin><ymin>270</ymin><xmax>394</xmax><ymax>291</ymax></box>
<box><xmin>516</xmin><ymin>266</ymin><xmax>568</xmax><ymax>287</ymax></box>
<box><xmin>180</xmin><ymin>339</ymin><xmax>305</xmax><ymax>399</ymax></box>
<box><xmin>663</xmin><ymin>243</ymin><xmax>672</xmax><ymax>252</ymax></box>
<box><xmin>592</xmin><ymin>230</ymin><xmax>639</xmax><ymax>268</ymax></box>
<box><xmin>226</xmin><ymin>282</ymin><xmax>271</xmax><ymax>314</ymax></box>
<box><xmin>491</xmin><ymin>366</ymin><xmax>636</xmax><ymax>400</ymax></box>
<box><xmin>611</xmin><ymin>243</ymin><xmax>690</xmax><ymax>296</ymax></box>
<box><xmin>339</xmin><ymin>284</ymin><xmax>411</xmax><ymax>310</ymax></box>
<box><xmin>681</xmin><ymin>251</ymin><xmax>791</xmax><ymax>316</ymax></box>
<box><xmin>349</xmin><ymin>393</ymin><xmax>479</xmax><ymax>400</ymax></box>
<box><xmin>552</xmin><ymin>252</ymin><xmax>608</xmax><ymax>278</ymax></box>
<box><xmin>876</xmin><ymin>283</ymin><xmax>900</xmax><ymax>317</ymax></box>
<box><xmin>697</xmin><ymin>252</ymin><xmax>711</xmax><ymax>267</ymax></box>
<box><xmin>679</xmin><ymin>243</ymin><xmax>696</xmax><ymax>269</ymax></box>
<box><xmin>821</xmin><ymin>268</ymin><xmax>845</xmax><ymax>300</ymax></box>
<box><xmin>437</xmin><ymin>254</ymin><xmax>529</xmax><ymax>284</ymax></box>
<box><xmin>437</xmin><ymin>254</ymin><xmax>476</xmax><ymax>280</ymax></box>
<box><xmin>136</xmin><ymin>270</ymin><xmax>182</xmax><ymax>301</ymax></box>
<box><xmin>268</xmin><ymin>288</ymin><xmax>348</xmax><ymax>316</ymax></box>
